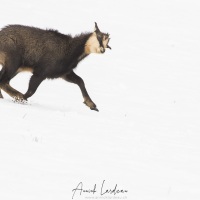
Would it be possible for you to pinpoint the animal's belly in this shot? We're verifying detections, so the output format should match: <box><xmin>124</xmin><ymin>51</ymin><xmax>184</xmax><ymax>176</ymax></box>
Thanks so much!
<box><xmin>17</xmin><ymin>67</ymin><xmax>34</xmax><ymax>73</ymax></box>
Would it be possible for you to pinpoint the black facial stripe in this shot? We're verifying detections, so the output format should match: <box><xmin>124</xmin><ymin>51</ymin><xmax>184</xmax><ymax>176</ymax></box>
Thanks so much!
<box><xmin>97</xmin><ymin>34</ymin><xmax>104</xmax><ymax>48</ymax></box>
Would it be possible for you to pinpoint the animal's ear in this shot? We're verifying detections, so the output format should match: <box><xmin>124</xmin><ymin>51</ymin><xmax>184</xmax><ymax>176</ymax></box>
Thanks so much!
<box><xmin>94</xmin><ymin>22</ymin><xmax>100</xmax><ymax>33</ymax></box>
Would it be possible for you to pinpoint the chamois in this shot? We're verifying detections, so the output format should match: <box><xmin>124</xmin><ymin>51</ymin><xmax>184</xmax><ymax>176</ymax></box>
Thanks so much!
<box><xmin>0</xmin><ymin>22</ymin><xmax>111</xmax><ymax>111</ymax></box>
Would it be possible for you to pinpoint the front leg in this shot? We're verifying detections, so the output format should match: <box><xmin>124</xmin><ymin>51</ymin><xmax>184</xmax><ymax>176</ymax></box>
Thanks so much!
<box><xmin>62</xmin><ymin>71</ymin><xmax>99</xmax><ymax>111</ymax></box>
<box><xmin>24</xmin><ymin>75</ymin><xmax>45</xmax><ymax>100</ymax></box>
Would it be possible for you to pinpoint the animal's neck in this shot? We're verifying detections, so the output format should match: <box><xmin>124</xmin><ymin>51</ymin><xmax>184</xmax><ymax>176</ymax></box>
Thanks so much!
<box><xmin>67</xmin><ymin>32</ymin><xmax>92</xmax><ymax>63</ymax></box>
<box><xmin>72</xmin><ymin>33</ymin><xmax>92</xmax><ymax>52</ymax></box>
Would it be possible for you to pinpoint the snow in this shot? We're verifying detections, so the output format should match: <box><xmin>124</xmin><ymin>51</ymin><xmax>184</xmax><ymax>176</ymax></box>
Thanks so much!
<box><xmin>0</xmin><ymin>0</ymin><xmax>200</xmax><ymax>199</ymax></box>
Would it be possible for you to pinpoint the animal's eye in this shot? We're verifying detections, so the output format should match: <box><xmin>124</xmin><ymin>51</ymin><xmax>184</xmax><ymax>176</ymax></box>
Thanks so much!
<box><xmin>96</xmin><ymin>34</ymin><xmax>104</xmax><ymax>46</ymax></box>
<box><xmin>97</xmin><ymin>34</ymin><xmax>103</xmax><ymax>41</ymax></box>
<box><xmin>104</xmin><ymin>35</ymin><xmax>108</xmax><ymax>40</ymax></box>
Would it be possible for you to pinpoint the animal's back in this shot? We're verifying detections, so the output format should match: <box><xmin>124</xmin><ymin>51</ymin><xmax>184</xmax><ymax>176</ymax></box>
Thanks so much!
<box><xmin>0</xmin><ymin>25</ymin><xmax>71</xmax><ymax>46</ymax></box>
<box><xmin>0</xmin><ymin>25</ymin><xmax>72</xmax><ymax>68</ymax></box>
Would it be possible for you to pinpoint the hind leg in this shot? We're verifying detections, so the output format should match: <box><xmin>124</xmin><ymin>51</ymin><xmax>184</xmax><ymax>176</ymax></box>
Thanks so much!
<box><xmin>0</xmin><ymin>89</ymin><xmax>3</xmax><ymax>98</ymax></box>
<box><xmin>0</xmin><ymin>83</ymin><xmax>24</xmax><ymax>101</ymax></box>
<box><xmin>0</xmin><ymin>57</ymin><xmax>24</xmax><ymax>101</ymax></box>
<box><xmin>0</xmin><ymin>68</ymin><xmax>4</xmax><ymax>98</ymax></box>
<box><xmin>0</xmin><ymin>65</ymin><xmax>4</xmax><ymax>98</ymax></box>
<box><xmin>0</xmin><ymin>77</ymin><xmax>25</xmax><ymax>101</ymax></box>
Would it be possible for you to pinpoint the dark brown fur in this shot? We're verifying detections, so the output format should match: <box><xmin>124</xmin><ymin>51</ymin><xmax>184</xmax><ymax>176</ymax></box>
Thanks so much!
<box><xmin>0</xmin><ymin>24</ymin><xmax>110</xmax><ymax>111</ymax></box>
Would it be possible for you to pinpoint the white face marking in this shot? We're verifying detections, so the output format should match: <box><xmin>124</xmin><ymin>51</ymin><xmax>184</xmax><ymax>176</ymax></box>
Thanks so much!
<box><xmin>85</xmin><ymin>32</ymin><xmax>102</xmax><ymax>54</ymax></box>
<box><xmin>102</xmin><ymin>35</ymin><xmax>109</xmax><ymax>48</ymax></box>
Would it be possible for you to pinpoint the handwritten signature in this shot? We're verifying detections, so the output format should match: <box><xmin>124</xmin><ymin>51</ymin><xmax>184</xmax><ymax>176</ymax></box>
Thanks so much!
<box><xmin>72</xmin><ymin>180</ymin><xmax>128</xmax><ymax>199</ymax></box>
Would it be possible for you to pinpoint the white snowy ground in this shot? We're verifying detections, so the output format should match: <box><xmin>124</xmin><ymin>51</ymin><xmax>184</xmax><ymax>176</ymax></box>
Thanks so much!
<box><xmin>0</xmin><ymin>0</ymin><xmax>200</xmax><ymax>199</ymax></box>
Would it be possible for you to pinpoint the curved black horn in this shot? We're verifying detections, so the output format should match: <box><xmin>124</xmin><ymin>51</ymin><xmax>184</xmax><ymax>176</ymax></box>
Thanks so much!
<box><xmin>94</xmin><ymin>22</ymin><xmax>100</xmax><ymax>32</ymax></box>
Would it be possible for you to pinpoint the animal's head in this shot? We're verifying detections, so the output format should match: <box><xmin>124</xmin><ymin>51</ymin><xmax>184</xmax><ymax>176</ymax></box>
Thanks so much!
<box><xmin>85</xmin><ymin>22</ymin><xmax>111</xmax><ymax>54</ymax></box>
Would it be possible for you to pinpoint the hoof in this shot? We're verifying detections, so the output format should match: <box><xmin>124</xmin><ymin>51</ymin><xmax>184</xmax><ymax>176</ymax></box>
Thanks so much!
<box><xmin>13</xmin><ymin>94</ymin><xmax>27</xmax><ymax>104</ymax></box>
<box><xmin>91</xmin><ymin>107</ymin><xmax>99</xmax><ymax>112</ymax></box>
<box><xmin>83</xmin><ymin>99</ymin><xmax>99</xmax><ymax>112</ymax></box>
